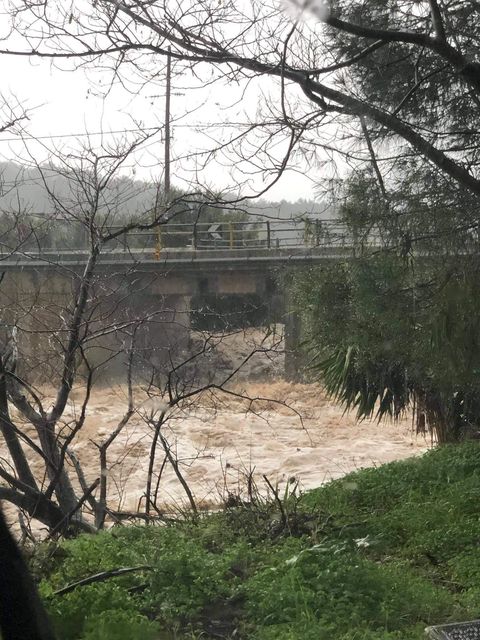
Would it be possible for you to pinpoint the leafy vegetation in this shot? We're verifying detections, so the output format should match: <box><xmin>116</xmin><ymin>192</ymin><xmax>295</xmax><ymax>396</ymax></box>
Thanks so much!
<box><xmin>290</xmin><ymin>238</ymin><xmax>480</xmax><ymax>443</ymax></box>
<box><xmin>34</xmin><ymin>443</ymin><xmax>480</xmax><ymax>639</ymax></box>
<box><xmin>286</xmin><ymin>165</ymin><xmax>480</xmax><ymax>445</ymax></box>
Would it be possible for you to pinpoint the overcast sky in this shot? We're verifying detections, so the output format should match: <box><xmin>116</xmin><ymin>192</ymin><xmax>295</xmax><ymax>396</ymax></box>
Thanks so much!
<box><xmin>3</xmin><ymin>49</ymin><xmax>321</xmax><ymax>203</ymax></box>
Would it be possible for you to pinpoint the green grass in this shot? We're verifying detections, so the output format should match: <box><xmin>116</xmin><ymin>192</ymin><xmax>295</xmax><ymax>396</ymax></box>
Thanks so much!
<box><xmin>34</xmin><ymin>442</ymin><xmax>480</xmax><ymax>639</ymax></box>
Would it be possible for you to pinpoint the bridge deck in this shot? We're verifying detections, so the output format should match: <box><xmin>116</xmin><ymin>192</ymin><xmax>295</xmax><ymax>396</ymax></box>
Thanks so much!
<box><xmin>0</xmin><ymin>246</ymin><xmax>358</xmax><ymax>271</ymax></box>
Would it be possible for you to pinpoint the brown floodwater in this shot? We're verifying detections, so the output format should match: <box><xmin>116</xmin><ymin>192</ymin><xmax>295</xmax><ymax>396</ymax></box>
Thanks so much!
<box><xmin>59</xmin><ymin>379</ymin><xmax>429</xmax><ymax>516</ymax></box>
<box><xmin>5</xmin><ymin>327</ymin><xmax>430</xmax><ymax>527</ymax></box>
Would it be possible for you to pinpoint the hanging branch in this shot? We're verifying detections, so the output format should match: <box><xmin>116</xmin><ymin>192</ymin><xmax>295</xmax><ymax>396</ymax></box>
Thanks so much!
<box><xmin>359</xmin><ymin>115</ymin><xmax>388</xmax><ymax>203</ymax></box>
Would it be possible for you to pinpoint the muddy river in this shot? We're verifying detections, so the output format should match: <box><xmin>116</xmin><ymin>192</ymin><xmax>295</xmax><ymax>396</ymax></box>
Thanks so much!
<box><xmin>62</xmin><ymin>379</ymin><xmax>429</xmax><ymax>516</ymax></box>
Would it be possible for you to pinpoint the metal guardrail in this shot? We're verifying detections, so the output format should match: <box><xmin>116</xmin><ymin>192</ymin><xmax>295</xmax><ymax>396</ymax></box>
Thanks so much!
<box><xmin>0</xmin><ymin>218</ymin><xmax>383</xmax><ymax>255</ymax></box>
<box><xmin>6</xmin><ymin>216</ymin><xmax>480</xmax><ymax>257</ymax></box>
<box><xmin>109</xmin><ymin>219</ymin><xmax>383</xmax><ymax>251</ymax></box>
<box><xmin>2</xmin><ymin>218</ymin><xmax>479</xmax><ymax>268</ymax></box>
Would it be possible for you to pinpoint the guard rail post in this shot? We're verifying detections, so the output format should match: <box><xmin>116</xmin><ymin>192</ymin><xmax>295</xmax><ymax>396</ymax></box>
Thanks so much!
<box><xmin>192</xmin><ymin>223</ymin><xmax>198</xmax><ymax>249</ymax></box>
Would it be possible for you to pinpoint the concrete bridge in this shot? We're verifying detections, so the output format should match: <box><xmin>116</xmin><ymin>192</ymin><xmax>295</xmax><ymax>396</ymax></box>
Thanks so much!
<box><xmin>0</xmin><ymin>217</ymin><xmax>366</xmax><ymax>297</ymax></box>
<box><xmin>0</xmin><ymin>218</ymin><xmax>367</xmax><ymax>380</ymax></box>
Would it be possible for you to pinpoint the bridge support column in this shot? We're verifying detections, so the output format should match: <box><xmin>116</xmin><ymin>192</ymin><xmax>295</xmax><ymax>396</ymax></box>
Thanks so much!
<box><xmin>141</xmin><ymin>294</ymin><xmax>191</xmax><ymax>373</ymax></box>
<box><xmin>284</xmin><ymin>308</ymin><xmax>303</xmax><ymax>382</ymax></box>
<box><xmin>72</xmin><ymin>292</ymin><xmax>192</xmax><ymax>383</ymax></box>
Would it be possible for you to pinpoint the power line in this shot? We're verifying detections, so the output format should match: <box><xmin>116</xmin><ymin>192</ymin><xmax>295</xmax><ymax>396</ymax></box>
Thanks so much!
<box><xmin>0</xmin><ymin>127</ymin><xmax>162</xmax><ymax>141</ymax></box>
<box><xmin>0</xmin><ymin>122</ymin><xmax>260</xmax><ymax>143</ymax></box>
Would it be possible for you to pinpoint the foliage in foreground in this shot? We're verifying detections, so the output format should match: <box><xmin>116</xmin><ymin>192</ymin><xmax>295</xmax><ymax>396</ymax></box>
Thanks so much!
<box><xmin>291</xmin><ymin>249</ymin><xmax>480</xmax><ymax>443</ymax></box>
<box><xmin>34</xmin><ymin>443</ymin><xmax>480</xmax><ymax>639</ymax></box>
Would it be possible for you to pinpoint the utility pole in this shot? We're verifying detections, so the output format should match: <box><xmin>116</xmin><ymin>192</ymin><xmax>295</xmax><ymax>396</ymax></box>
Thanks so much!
<box><xmin>156</xmin><ymin>47</ymin><xmax>172</xmax><ymax>260</ymax></box>
<box><xmin>164</xmin><ymin>46</ymin><xmax>171</xmax><ymax>198</ymax></box>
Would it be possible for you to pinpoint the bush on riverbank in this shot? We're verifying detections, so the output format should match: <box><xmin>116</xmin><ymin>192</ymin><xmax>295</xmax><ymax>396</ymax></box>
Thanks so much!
<box><xmin>36</xmin><ymin>442</ymin><xmax>480</xmax><ymax>639</ymax></box>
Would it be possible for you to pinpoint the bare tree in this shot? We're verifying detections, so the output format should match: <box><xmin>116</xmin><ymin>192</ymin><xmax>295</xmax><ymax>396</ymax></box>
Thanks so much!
<box><xmin>0</xmin><ymin>122</ymin><xmax>287</xmax><ymax>534</ymax></box>
<box><xmin>2</xmin><ymin>1</ymin><xmax>480</xmax><ymax>216</ymax></box>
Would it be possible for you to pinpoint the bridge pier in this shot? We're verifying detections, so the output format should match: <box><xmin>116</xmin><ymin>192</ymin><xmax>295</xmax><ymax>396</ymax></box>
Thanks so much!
<box><xmin>79</xmin><ymin>289</ymin><xmax>192</xmax><ymax>383</ymax></box>
<box><xmin>284</xmin><ymin>308</ymin><xmax>303</xmax><ymax>382</ymax></box>
<box><xmin>0</xmin><ymin>269</ymin><xmax>193</xmax><ymax>384</ymax></box>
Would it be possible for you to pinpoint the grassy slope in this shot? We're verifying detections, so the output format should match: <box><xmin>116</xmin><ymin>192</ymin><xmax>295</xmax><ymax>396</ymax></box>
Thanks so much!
<box><xmin>36</xmin><ymin>443</ymin><xmax>480</xmax><ymax>639</ymax></box>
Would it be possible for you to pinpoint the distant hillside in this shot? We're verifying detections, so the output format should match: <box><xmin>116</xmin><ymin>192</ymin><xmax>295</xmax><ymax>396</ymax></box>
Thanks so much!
<box><xmin>0</xmin><ymin>162</ymin><xmax>335</xmax><ymax>231</ymax></box>
<box><xmin>0</xmin><ymin>162</ymin><xmax>157</xmax><ymax>222</ymax></box>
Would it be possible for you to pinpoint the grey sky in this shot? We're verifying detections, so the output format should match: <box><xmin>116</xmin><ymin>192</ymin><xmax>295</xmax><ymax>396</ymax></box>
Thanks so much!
<box><xmin>4</xmin><ymin>47</ymin><xmax>321</xmax><ymax>203</ymax></box>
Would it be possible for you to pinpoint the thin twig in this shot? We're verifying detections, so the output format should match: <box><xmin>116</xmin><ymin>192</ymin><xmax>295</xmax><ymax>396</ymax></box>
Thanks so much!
<box><xmin>53</xmin><ymin>566</ymin><xmax>154</xmax><ymax>597</ymax></box>
<box><xmin>263</xmin><ymin>475</ymin><xmax>287</xmax><ymax>531</ymax></box>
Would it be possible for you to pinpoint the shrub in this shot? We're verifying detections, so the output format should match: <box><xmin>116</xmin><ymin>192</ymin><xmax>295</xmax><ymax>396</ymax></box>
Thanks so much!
<box><xmin>246</xmin><ymin>543</ymin><xmax>451</xmax><ymax>637</ymax></box>
<box><xmin>36</xmin><ymin>443</ymin><xmax>480</xmax><ymax>639</ymax></box>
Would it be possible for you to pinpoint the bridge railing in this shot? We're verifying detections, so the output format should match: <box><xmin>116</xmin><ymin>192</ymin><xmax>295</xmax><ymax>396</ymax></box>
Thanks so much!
<box><xmin>0</xmin><ymin>217</ymin><xmax>385</xmax><ymax>254</ymax></box>
<box><xmin>105</xmin><ymin>219</ymin><xmax>367</xmax><ymax>251</ymax></box>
